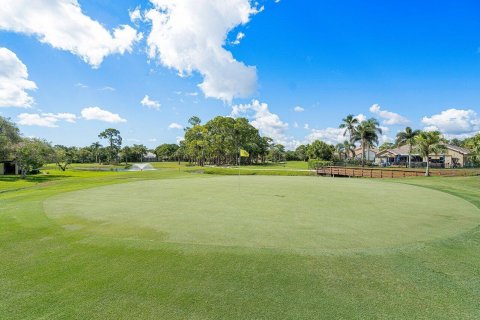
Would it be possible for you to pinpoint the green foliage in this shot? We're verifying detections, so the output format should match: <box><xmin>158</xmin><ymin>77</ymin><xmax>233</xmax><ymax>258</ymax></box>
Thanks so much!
<box><xmin>414</xmin><ymin>131</ymin><xmax>446</xmax><ymax>176</ymax></box>
<box><xmin>307</xmin><ymin>140</ymin><xmax>335</xmax><ymax>161</ymax></box>
<box><xmin>98</xmin><ymin>128</ymin><xmax>122</xmax><ymax>164</ymax></box>
<box><xmin>13</xmin><ymin>138</ymin><xmax>52</xmax><ymax>177</ymax></box>
<box><xmin>0</xmin><ymin>116</ymin><xmax>21</xmax><ymax>160</ymax></box>
<box><xmin>155</xmin><ymin>144</ymin><xmax>179</xmax><ymax>161</ymax></box>
<box><xmin>307</xmin><ymin>159</ymin><xmax>334</xmax><ymax>169</ymax></box>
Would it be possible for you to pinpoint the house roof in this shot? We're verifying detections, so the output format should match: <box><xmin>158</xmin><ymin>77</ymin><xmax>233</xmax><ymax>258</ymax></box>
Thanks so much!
<box><xmin>377</xmin><ymin>145</ymin><xmax>413</xmax><ymax>157</ymax></box>
<box><xmin>377</xmin><ymin>143</ymin><xmax>472</xmax><ymax>157</ymax></box>
<box><xmin>444</xmin><ymin>144</ymin><xmax>472</xmax><ymax>155</ymax></box>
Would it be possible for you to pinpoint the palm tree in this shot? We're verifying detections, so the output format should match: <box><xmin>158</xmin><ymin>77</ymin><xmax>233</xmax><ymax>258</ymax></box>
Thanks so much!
<box><xmin>352</xmin><ymin>118</ymin><xmax>382</xmax><ymax>166</ymax></box>
<box><xmin>335</xmin><ymin>143</ymin><xmax>345</xmax><ymax>160</ymax></box>
<box><xmin>396</xmin><ymin>127</ymin><xmax>420</xmax><ymax>168</ymax></box>
<box><xmin>414</xmin><ymin>131</ymin><xmax>446</xmax><ymax>176</ymax></box>
<box><xmin>339</xmin><ymin>115</ymin><xmax>359</xmax><ymax>142</ymax></box>
<box><xmin>90</xmin><ymin>141</ymin><xmax>101</xmax><ymax>164</ymax></box>
<box><xmin>342</xmin><ymin>140</ymin><xmax>355</xmax><ymax>160</ymax></box>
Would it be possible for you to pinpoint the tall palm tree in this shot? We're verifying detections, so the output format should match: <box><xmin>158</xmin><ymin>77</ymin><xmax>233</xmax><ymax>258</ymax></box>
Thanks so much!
<box><xmin>339</xmin><ymin>115</ymin><xmax>359</xmax><ymax>142</ymax></box>
<box><xmin>352</xmin><ymin>118</ymin><xmax>382</xmax><ymax>166</ymax></box>
<box><xmin>414</xmin><ymin>131</ymin><xmax>445</xmax><ymax>176</ymax></box>
<box><xmin>396</xmin><ymin>127</ymin><xmax>420</xmax><ymax>168</ymax></box>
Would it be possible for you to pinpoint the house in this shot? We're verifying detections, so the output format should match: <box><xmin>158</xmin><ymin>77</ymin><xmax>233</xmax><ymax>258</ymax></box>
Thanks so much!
<box><xmin>143</xmin><ymin>152</ymin><xmax>157</xmax><ymax>162</ymax></box>
<box><xmin>0</xmin><ymin>161</ymin><xmax>19</xmax><ymax>175</ymax></box>
<box><xmin>375</xmin><ymin>144</ymin><xmax>473</xmax><ymax>168</ymax></box>
<box><xmin>353</xmin><ymin>147</ymin><xmax>379</xmax><ymax>162</ymax></box>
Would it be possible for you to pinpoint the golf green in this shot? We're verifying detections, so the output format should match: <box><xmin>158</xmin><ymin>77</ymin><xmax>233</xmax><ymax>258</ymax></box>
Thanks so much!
<box><xmin>44</xmin><ymin>176</ymin><xmax>480</xmax><ymax>253</ymax></box>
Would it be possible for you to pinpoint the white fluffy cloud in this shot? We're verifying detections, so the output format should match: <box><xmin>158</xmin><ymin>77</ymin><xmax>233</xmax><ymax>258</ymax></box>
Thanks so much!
<box><xmin>422</xmin><ymin>109</ymin><xmax>480</xmax><ymax>137</ymax></box>
<box><xmin>232</xmin><ymin>99</ymin><xmax>290</xmax><ymax>143</ymax></box>
<box><xmin>145</xmin><ymin>0</ymin><xmax>259</xmax><ymax>102</ymax></box>
<box><xmin>294</xmin><ymin>106</ymin><xmax>304</xmax><ymax>112</ymax></box>
<box><xmin>141</xmin><ymin>95</ymin><xmax>161</xmax><ymax>110</ymax></box>
<box><xmin>81</xmin><ymin>107</ymin><xmax>126</xmax><ymax>123</ymax></box>
<box><xmin>17</xmin><ymin>112</ymin><xmax>76</xmax><ymax>127</ymax></box>
<box><xmin>305</xmin><ymin>128</ymin><xmax>345</xmax><ymax>145</ymax></box>
<box><xmin>0</xmin><ymin>48</ymin><xmax>37</xmax><ymax>108</ymax></box>
<box><xmin>169</xmin><ymin>122</ymin><xmax>183</xmax><ymax>130</ymax></box>
<box><xmin>231</xmin><ymin>32</ymin><xmax>245</xmax><ymax>45</ymax></box>
<box><xmin>369</xmin><ymin>104</ymin><xmax>409</xmax><ymax>125</ymax></box>
<box><xmin>0</xmin><ymin>1</ymin><xmax>142</xmax><ymax>68</ymax></box>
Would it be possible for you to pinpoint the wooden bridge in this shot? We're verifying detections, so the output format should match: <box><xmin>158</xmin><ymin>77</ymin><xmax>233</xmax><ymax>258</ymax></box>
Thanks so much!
<box><xmin>316</xmin><ymin>166</ymin><xmax>479</xmax><ymax>178</ymax></box>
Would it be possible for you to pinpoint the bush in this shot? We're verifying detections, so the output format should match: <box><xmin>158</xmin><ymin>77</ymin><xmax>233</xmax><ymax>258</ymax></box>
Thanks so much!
<box><xmin>308</xmin><ymin>159</ymin><xmax>334</xmax><ymax>169</ymax></box>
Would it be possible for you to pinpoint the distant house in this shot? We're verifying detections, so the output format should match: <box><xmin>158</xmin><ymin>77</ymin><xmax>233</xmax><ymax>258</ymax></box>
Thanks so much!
<box><xmin>0</xmin><ymin>161</ymin><xmax>19</xmax><ymax>175</ymax></box>
<box><xmin>144</xmin><ymin>152</ymin><xmax>157</xmax><ymax>162</ymax></box>
<box><xmin>375</xmin><ymin>144</ymin><xmax>473</xmax><ymax>168</ymax></box>
<box><xmin>353</xmin><ymin>147</ymin><xmax>379</xmax><ymax>162</ymax></box>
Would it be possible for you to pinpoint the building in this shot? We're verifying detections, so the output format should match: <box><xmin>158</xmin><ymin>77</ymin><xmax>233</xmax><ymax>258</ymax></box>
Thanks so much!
<box><xmin>353</xmin><ymin>147</ymin><xmax>379</xmax><ymax>162</ymax></box>
<box><xmin>375</xmin><ymin>144</ymin><xmax>473</xmax><ymax>168</ymax></box>
<box><xmin>143</xmin><ymin>152</ymin><xmax>157</xmax><ymax>162</ymax></box>
<box><xmin>0</xmin><ymin>161</ymin><xmax>19</xmax><ymax>175</ymax></box>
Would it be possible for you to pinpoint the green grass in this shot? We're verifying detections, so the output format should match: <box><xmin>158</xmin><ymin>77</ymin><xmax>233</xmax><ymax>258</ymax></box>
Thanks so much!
<box><xmin>1</xmin><ymin>167</ymin><xmax>480</xmax><ymax>319</ymax></box>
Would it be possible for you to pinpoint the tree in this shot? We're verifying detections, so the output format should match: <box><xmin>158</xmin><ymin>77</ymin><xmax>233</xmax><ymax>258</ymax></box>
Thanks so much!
<box><xmin>90</xmin><ymin>141</ymin><xmax>102</xmax><ymax>164</ymax></box>
<box><xmin>379</xmin><ymin>142</ymin><xmax>395</xmax><ymax>151</ymax></box>
<box><xmin>464</xmin><ymin>134</ymin><xmax>480</xmax><ymax>164</ymax></box>
<box><xmin>339</xmin><ymin>114</ymin><xmax>359</xmax><ymax>142</ymax></box>
<box><xmin>269</xmin><ymin>144</ymin><xmax>286</xmax><ymax>163</ymax></box>
<box><xmin>98</xmin><ymin>129</ymin><xmax>122</xmax><ymax>164</ymax></box>
<box><xmin>342</xmin><ymin>140</ymin><xmax>356</xmax><ymax>160</ymax></box>
<box><xmin>414</xmin><ymin>131</ymin><xmax>446</xmax><ymax>176</ymax></box>
<box><xmin>13</xmin><ymin>138</ymin><xmax>52</xmax><ymax>178</ymax></box>
<box><xmin>307</xmin><ymin>140</ymin><xmax>335</xmax><ymax>161</ymax></box>
<box><xmin>352</xmin><ymin>118</ymin><xmax>382</xmax><ymax>166</ymax></box>
<box><xmin>53</xmin><ymin>145</ymin><xmax>76</xmax><ymax>171</ymax></box>
<box><xmin>295</xmin><ymin>145</ymin><xmax>308</xmax><ymax>161</ymax></box>
<box><xmin>0</xmin><ymin>116</ymin><xmax>21</xmax><ymax>160</ymax></box>
<box><xmin>121</xmin><ymin>146</ymin><xmax>132</xmax><ymax>165</ymax></box>
<box><xmin>155</xmin><ymin>144</ymin><xmax>179</xmax><ymax>161</ymax></box>
<box><xmin>396</xmin><ymin>127</ymin><xmax>420</xmax><ymax>168</ymax></box>
<box><xmin>131</xmin><ymin>144</ymin><xmax>148</xmax><ymax>162</ymax></box>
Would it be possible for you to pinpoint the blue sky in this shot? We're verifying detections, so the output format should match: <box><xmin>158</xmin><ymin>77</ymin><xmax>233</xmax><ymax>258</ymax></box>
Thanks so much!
<box><xmin>1</xmin><ymin>0</ymin><xmax>479</xmax><ymax>149</ymax></box>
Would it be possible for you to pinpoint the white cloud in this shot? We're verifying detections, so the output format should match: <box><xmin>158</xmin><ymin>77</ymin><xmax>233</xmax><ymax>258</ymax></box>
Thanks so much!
<box><xmin>186</xmin><ymin>92</ymin><xmax>199</xmax><ymax>96</ymax></box>
<box><xmin>0</xmin><ymin>0</ymin><xmax>142</xmax><ymax>68</ymax></box>
<box><xmin>305</xmin><ymin>127</ymin><xmax>345</xmax><ymax>145</ymax></box>
<box><xmin>145</xmin><ymin>0</ymin><xmax>260</xmax><ymax>102</ymax></box>
<box><xmin>294</xmin><ymin>106</ymin><xmax>304</xmax><ymax>112</ymax></box>
<box><xmin>0</xmin><ymin>48</ymin><xmax>37</xmax><ymax>108</ymax></box>
<box><xmin>17</xmin><ymin>112</ymin><xmax>76</xmax><ymax>127</ymax></box>
<box><xmin>293</xmin><ymin>122</ymin><xmax>299</xmax><ymax>128</ymax></box>
<box><xmin>81</xmin><ymin>107</ymin><xmax>126</xmax><ymax>123</ymax></box>
<box><xmin>100</xmin><ymin>86</ymin><xmax>115</xmax><ymax>91</ymax></box>
<box><xmin>169</xmin><ymin>122</ymin><xmax>184</xmax><ymax>130</ymax></box>
<box><xmin>231</xmin><ymin>99</ymin><xmax>290</xmax><ymax>145</ymax></box>
<box><xmin>141</xmin><ymin>95</ymin><xmax>161</xmax><ymax>110</ymax></box>
<box><xmin>355</xmin><ymin>113</ymin><xmax>367</xmax><ymax>122</ymax></box>
<box><xmin>148</xmin><ymin>138</ymin><xmax>157</xmax><ymax>142</ymax></box>
<box><xmin>75</xmin><ymin>82</ymin><xmax>88</xmax><ymax>89</ymax></box>
<box><xmin>129</xmin><ymin>7</ymin><xmax>143</xmax><ymax>24</ymax></box>
<box><xmin>421</xmin><ymin>109</ymin><xmax>480</xmax><ymax>138</ymax></box>
<box><xmin>369</xmin><ymin>104</ymin><xmax>409</xmax><ymax>125</ymax></box>
<box><xmin>304</xmin><ymin>123</ymin><xmax>310</xmax><ymax>130</ymax></box>
<box><xmin>176</xmin><ymin>136</ymin><xmax>184</xmax><ymax>144</ymax></box>
<box><xmin>231</xmin><ymin>32</ymin><xmax>245</xmax><ymax>45</ymax></box>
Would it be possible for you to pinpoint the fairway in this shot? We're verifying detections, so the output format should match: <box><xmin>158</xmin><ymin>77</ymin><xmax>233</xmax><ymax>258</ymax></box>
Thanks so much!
<box><xmin>44</xmin><ymin>176</ymin><xmax>480</xmax><ymax>253</ymax></box>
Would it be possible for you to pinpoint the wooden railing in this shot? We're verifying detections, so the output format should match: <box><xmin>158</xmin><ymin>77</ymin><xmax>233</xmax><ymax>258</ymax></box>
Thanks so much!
<box><xmin>316</xmin><ymin>166</ymin><xmax>480</xmax><ymax>178</ymax></box>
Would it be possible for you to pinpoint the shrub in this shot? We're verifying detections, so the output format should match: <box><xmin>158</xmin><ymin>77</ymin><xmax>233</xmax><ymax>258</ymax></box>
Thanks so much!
<box><xmin>308</xmin><ymin>159</ymin><xmax>334</xmax><ymax>169</ymax></box>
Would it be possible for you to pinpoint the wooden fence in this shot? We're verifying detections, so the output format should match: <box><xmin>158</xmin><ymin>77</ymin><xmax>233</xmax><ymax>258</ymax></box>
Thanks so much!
<box><xmin>316</xmin><ymin>166</ymin><xmax>480</xmax><ymax>178</ymax></box>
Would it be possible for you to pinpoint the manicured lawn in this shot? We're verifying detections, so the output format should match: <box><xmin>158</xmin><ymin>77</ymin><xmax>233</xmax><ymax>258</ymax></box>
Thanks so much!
<box><xmin>1</xmin><ymin>167</ymin><xmax>480</xmax><ymax>319</ymax></box>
